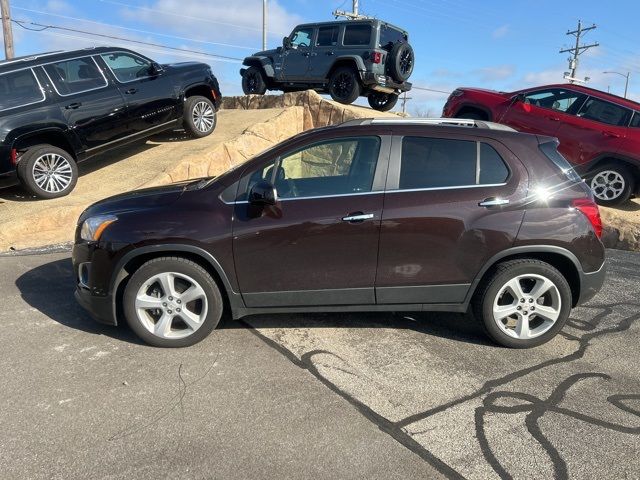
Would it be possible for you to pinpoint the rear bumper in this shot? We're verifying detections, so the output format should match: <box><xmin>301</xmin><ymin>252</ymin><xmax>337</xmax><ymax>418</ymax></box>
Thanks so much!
<box><xmin>577</xmin><ymin>260</ymin><xmax>606</xmax><ymax>305</ymax></box>
<box><xmin>361</xmin><ymin>72</ymin><xmax>411</xmax><ymax>92</ymax></box>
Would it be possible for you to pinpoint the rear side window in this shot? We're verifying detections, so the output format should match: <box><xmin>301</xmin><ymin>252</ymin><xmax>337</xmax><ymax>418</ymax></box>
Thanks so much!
<box><xmin>343</xmin><ymin>25</ymin><xmax>371</xmax><ymax>46</ymax></box>
<box><xmin>43</xmin><ymin>57</ymin><xmax>107</xmax><ymax>95</ymax></box>
<box><xmin>0</xmin><ymin>69</ymin><xmax>44</xmax><ymax>111</ymax></box>
<box><xmin>539</xmin><ymin>142</ymin><xmax>582</xmax><ymax>182</ymax></box>
<box><xmin>316</xmin><ymin>26</ymin><xmax>340</xmax><ymax>47</ymax></box>
<box><xmin>577</xmin><ymin>97</ymin><xmax>632</xmax><ymax>126</ymax></box>
<box><xmin>399</xmin><ymin>137</ymin><xmax>509</xmax><ymax>190</ymax></box>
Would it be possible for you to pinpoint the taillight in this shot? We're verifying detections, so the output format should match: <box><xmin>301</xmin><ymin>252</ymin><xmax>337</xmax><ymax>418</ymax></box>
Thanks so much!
<box><xmin>10</xmin><ymin>148</ymin><xmax>17</xmax><ymax>165</ymax></box>
<box><xmin>572</xmin><ymin>198</ymin><xmax>602</xmax><ymax>238</ymax></box>
<box><xmin>372</xmin><ymin>52</ymin><xmax>382</xmax><ymax>64</ymax></box>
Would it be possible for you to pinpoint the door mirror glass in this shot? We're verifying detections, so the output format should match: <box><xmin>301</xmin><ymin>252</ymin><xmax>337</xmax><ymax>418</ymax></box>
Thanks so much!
<box><xmin>249</xmin><ymin>180</ymin><xmax>278</xmax><ymax>205</ymax></box>
<box><xmin>150</xmin><ymin>62</ymin><xmax>164</xmax><ymax>75</ymax></box>
<box><xmin>283</xmin><ymin>36</ymin><xmax>292</xmax><ymax>49</ymax></box>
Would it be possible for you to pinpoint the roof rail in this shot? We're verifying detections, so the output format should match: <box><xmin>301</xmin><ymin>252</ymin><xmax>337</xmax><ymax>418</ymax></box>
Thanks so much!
<box><xmin>0</xmin><ymin>50</ymin><xmax>65</xmax><ymax>67</ymax></box>
<box><xmin>368</xmin><ymin>117</ymin><xmax>517</xmax><ymax>131</ymax></box>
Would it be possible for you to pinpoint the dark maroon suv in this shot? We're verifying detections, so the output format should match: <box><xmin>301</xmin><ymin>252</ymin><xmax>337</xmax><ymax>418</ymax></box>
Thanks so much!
<box><xmin>73</xmin><ymin>118</ymin><xmax>605</xmax><ymax>349</ymax></box>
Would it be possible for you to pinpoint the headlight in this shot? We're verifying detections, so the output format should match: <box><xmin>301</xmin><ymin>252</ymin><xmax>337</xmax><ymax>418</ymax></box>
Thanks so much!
<box><xmin>80</xmin><ymin>214</ymin><xmax>117</xmax><ymax>241</ymax></box>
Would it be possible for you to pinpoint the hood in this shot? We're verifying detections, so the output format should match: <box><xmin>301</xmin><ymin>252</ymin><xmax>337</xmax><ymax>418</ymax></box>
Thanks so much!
<box><xmin>78</xmin><ymin>181</ymin><xmax>194</xmax><ymax>223</ymax></box>
<box><xmin>251</xmin><ymin>48</ymin><xmax>278</xmax><ymax>57</ymax></box>
<box><xmin>163</xmin><ymin>61</ymin><xmax>209</xmax><ymax>73</ymax></box>
<box><xmin>458</xmin><ymin>87</ymin><xmax>510</xmax><ymax>97</ymax></box>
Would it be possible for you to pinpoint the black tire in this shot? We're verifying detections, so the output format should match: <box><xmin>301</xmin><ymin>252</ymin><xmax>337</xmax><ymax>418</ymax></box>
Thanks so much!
<box><xmin>472</xmin><ymin>259</ymin><xmax>572</xmax><ymax>349</ymax></box>
<box><xmin>586</xmin><ymin>163</ymin><xmax>635</xmax><ymax>206</ymax></box>
<box><xmin>242</xmin><ymin>66</ymin><xmax>267</xmax><ymax>95</ymax></box>
<box><xmin>328</xmin><ymin>66</ymin><xmax>361</xmax><ymax>105</ymax></box>
<box><xmin>17</xmin><ymin>144</ymin><xmax>77</xmax><ymax>199</ymax></box>
<box><xmin>454</xmin><ymin>110</ymin><xmax>485</xmax><ymax>120</ymax></box>
<box><xmin>123</xmin><ymin>257</ymin><xmax>224</xmax><ymax>348</ymax></box>
<box><xmin>183</xmin><ymin>95</ymin><xmax>217</xmax><ymax>138</ymax></box>
<box><xmin>388</xmin><ymin>42</ymin><xmax>414</xmax><ymax>82</ymax></box>
<box><xmin>368</xmin><ymin>92</ymin><xmax>399</xmax><ymax>112</ymax></box>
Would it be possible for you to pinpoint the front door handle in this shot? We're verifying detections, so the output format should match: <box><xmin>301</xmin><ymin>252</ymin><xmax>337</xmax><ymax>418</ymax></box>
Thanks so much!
<box><xmin>602</xmin><ymin>130</ymin><xmax>620</xmax><ymax>138</ymax></box>
<box><xmin>326</xmin><ymin>51</ymin><xmax>334</xmax><ymax>56</ymax></box>
<box><xmin>65</xmin><ymin>102</ymin><xmax>82</xmax><ymax>109</ymax></box>
<box><xmin>479</xmin><ymin>197</ymin><xmax>510</xmax><ymax>207</ymax></box>
<box><xmin>342</xmin><ymin>212</ymin><xmax>374</xmax><ymax>222</ymax></box>
<box><xmin>125</xmin><ymin>88</ymin><xmax>138</xmax><ymax>94</ymax></box>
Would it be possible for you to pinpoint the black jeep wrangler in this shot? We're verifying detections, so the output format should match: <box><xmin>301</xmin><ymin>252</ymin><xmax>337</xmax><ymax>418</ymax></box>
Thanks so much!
<box><xmin>240</xmin><ymin>19</ymin><xmax>413</xmax><ymax>112</ymax></box>
<box><xmin>0</xmin><ymin>47</ymin><xmax>222</xmax><ymax>199</ymax></box>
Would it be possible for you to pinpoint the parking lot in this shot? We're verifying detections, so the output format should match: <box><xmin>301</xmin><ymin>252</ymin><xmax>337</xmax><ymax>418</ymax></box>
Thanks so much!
<box><xmin>1</xmin><ymin>248</ymin><xmax>638</xmax><ymax>479</ymax></box>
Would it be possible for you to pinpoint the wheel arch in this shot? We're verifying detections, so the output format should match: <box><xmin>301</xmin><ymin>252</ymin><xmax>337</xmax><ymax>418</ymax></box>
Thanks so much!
<box><xmin>585</xmin><ymin>156</ymin><xmax>639</xmax><ymax>184</ymax></box>
<box><xmin>12</xmin><ymin>129</ymin><xmax>78</xmax><ymax>160</ymax></box>
<box><xmin>110</xmin><ymin>245</ymin><xmax>243</xmax><ymax>325</ymax></box>
<box><xmin>466</xmin><ymin>246</ymin><xmax>583</xmax><ymax>308</ymax></box>
<box><xmin>327</xmin><ymin>56</ymin><xmax>365</xmax><ymax>80</ymax></box>
<box><xmin>184</xmin><ymin>83</ymin><xmax>218</xmax><ymax>106</ymax></box>
<box><xmin>242</xmin><ymin>57</ymin><xmax>275</xmax><ymax>78</ymax></box>
<box><xmin>453</xmin><ymin>103</ymin><xmax>493</xmax><ymax>121</ymax></box>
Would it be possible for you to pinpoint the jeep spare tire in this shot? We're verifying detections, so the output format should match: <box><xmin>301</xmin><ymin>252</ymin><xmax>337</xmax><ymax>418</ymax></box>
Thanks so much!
<box><xmin>389</xmin><ymin>42</ymin><xmax>414</xmax><ymax>82</ymax></box>
<box><xmin>328</xmin><ymin>66</ymin><xmax>361</xmax><ymax>105</ymax></box>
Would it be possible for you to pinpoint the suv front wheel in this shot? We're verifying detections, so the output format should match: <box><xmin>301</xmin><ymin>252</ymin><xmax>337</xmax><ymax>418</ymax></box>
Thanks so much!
<box><xmin>17</xmin><ymin>144</ymin><xmax>78</xmax><ymax>199</ymax></box>
<box><xmin>242</xmin><ymin>66</ymin><xmax>267</xmax><ymax>95</ymax></box>
<box><xmin>328</xmin><ymin>66</ymin><xmax>361</xmax><ymax>105</ymax></box>
<box><xmin>473</xmin><ymin>259</ymin><xmax>572</xmax><ymax>348</ymax></box>
<box><xmin>184</xmin><ymin>95</ymin><xmax>217</xmax><ymax>138</ymax></box>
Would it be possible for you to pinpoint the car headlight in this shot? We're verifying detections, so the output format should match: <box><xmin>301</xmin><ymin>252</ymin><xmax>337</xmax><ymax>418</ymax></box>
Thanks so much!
<box><xmin>80</xmin><ymin>214</ymin><xmax>117</xmax><ymax>241</ymax></box>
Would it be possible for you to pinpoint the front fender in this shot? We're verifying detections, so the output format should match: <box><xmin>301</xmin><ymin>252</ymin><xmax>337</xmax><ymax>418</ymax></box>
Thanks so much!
<box><xmin>242</xmin><ymin>56</ymin><xmax>275</xmax><ymax>78</ymax></box>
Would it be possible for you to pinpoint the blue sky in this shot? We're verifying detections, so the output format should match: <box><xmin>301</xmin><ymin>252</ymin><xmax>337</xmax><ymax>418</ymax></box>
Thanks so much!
<box><xmin>5</xmin><ymin>0</ymin><xmax>640</xmax><ymax>114</ymax></box>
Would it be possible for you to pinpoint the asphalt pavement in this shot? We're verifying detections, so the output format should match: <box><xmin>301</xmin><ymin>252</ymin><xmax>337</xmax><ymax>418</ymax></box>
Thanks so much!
<box><xmin>1</xmin><ymin>249</ymin><xmax>638</xmax><ymax>479</ymax></box>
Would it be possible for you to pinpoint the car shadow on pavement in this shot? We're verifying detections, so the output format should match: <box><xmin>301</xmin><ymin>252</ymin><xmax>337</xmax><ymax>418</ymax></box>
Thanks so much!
<box><xmin>15</xmin><ymin>258</ymin><xmax>144</xmax><ymax>345</ymax></box>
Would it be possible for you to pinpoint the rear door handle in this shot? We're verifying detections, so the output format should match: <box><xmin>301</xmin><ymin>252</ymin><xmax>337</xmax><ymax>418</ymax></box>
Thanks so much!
<box><xmin>64</xmin><ymin>102</ymin><xmax>82</xmax><ymax>109</ymax></box>
<box><xmin>479</xmin><ymin>198</ymin><xmax>510</xmax><ymax>207</ymax></box>
<box><xmin>125</xmin><ymin>88</ymin><xmax>138</xmax><ymax>95</ymax></box>
<box><xmin>342</xmin><ymin>212</ymin><xmax>374</xmax><ymax>222</ymax></box>
<box><xmin>546</xmin><ymin>115</ymin><xmax>560</xmax><ymax>121</ymax></box>
<box><xmin>602</xmin><ymin>131</ymin><xmax>620</xmax><ymax>138</ymax></box>
<box><xmin>326</xmin><ymin>51</ymin><xmax>334</xmax><ymax>56</ymax></box>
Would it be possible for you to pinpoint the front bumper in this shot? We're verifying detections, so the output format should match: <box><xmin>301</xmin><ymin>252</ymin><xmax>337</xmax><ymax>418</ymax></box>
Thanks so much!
<box><xmin>361</xmin><ymin>72</ymin><xmax>412</xmax><ymax>93</ymax></box>
<box><xmin>577</xmin><ymin>260</ymin><xmax>606</xmax><ymax>305</ymax></box>
<box><xmin>75</xmin><ymin>287</ymin><xmax>116</xmax><ymax>325</ymax></box>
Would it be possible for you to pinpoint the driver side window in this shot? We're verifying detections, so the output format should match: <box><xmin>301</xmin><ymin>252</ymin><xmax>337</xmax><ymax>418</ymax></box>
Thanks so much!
<box><xmin>523</xmin><ymin>88</ymin><xmax>586</xmax><ymax>114</ymax></box>
<box><xmin>101</xmin><ymin>52</ymin><xmax>153</xmax><ymax>83</ymax></box>
<box><xmin>290</xmin><ymin>28</ymin><xmax>314</xmax><ymax>48</ymax></box>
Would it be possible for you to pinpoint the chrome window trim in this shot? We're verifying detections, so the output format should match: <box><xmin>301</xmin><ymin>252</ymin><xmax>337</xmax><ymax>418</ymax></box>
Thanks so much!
<box><xmin>385</xmin><ymin>182</ymin><xmax>508</xmax><ymax>194</ymax></box>
<box><xmin>222</xmin><ymin>189</ymin><xmax>384</xmax><ymax>205</ymax></box>
<box><xmin>98</xmin><ymin>51</ymin><xmax>154</xmax><ymax>84</ymax></box>
<box><xmin>0</xmin><ymin>67</ymin><xmax>46</xmax><ymax>112</ymax></box>
<box><xmin>41</xmin><ymin>56</ymin><xmax>108</xmax><ymax>97</ymax></box>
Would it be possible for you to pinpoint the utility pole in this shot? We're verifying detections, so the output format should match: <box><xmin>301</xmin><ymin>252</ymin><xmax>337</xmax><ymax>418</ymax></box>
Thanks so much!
<box><xmin>262</xmin><ymin>0</ymin><xmax>267</xmax><ymax>51</ymax></box>
<box><xmin>1</xmin><ymin>0</ymin><xmax>14</xmax><ymax>60</ymax></box>
<box><xmin>559</xmin><ymin>20</ymin><xmax>598</xmax><ymax>83</ymax></box>
<box><xmin>333</xmin><ymin>0</ymin><xmax>370</xmax><ymax>20</ymax></box>
<box><xmin>401</xmin><ymin>92</ymin><xmax>412</xmax><ymax>115</ymax></box>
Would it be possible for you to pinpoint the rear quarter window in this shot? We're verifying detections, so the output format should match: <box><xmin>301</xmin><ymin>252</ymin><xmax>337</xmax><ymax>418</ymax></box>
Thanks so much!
<box><xmin>343</xmin><ymin>25</ymin><xmax>372</xmax><ymax>46</ymax></box>
<box><xmin>539</xmin><ymin>142</ymin><xmax>582</xmax><ymax>182</ymax></box>
<box><xmin>379</xmin><ymin>25</ymin><xmax>407</xmax><ymax>50</ymax></box>
<box><xmin>0</xmin><ymin>69</ymin><xmax>44</xmax><ymax>111</ymax></box>
<box><xmin>577</xmin><ymin>97</ymin><xmax>632</xmax><ymax>126</ymax></box>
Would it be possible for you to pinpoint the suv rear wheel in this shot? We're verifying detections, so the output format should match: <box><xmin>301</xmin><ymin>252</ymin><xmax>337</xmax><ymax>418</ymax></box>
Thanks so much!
<box><xmin>473</xmin><ymin>259</ymin><xmax>571</xmax><ymax>348</ymax></box>
<box><xmin>242</xmin><ymin>66</ymin><xmax>267</xmax><ymax>95</ymax></box>
<box><xmin>328</xmin><ymin>66</ymin><xmax>361</xmax><ymax>105</ymax></box>
<box><xmin>368</xmin><ymin>92</ymin><xmax>399</xmax><ymax>112</ymax></box>
<box><xmin>17</xmin><ymin>144</ymin><xmax>78</xmax><ymax>199</ymax></box>
<box><xmin>388</xmin><ymin>43</ymin><xmax>414</xmax><ymax>82</ymax></box>
<box><xmin>587</xmin><ymin>163</ymin><xmax>634</xmax><ymax>206</ymax></box>
<box><xmin>184</xmin><ymin>95</ymin><xmax>217</xmax><ymax>138</ymax></box>
<box><xmin>123</xmin><ymin>257</ymin><xmax>224</xmax><ymax>348</ymax></box>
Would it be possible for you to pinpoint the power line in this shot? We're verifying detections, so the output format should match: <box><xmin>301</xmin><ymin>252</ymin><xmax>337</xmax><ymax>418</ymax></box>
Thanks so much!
<box><xmin>11</xmin><ymin>19</ymin><xmax>243</xmax><ymax>62</ymax></box>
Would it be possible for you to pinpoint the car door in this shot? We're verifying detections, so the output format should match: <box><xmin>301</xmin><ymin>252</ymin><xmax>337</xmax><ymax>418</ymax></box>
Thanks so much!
<box><xmin>375</xmin><ymin>131</ymin><xmax>528</xmax><ymax>305</ymax></box>
<box><xmin>40</xmin><ymin>56</ymin><xmax>129</xmax><ymax>152</ymax></box>
<box><xmin>501</xmin><ymin>88</ymin><xmax>587</xmax><ymax>137</ymax></box>
<box><xmin>97</xmin><ymin>51</ymin><xmax>179</xmax><ymax>135</ymax></box>
<box><xmin>282</xmin><ymin>27</ymin><xmax>314</xmax><ymax>80</ymax></box>
<box><xmin>309</xmin><ymin>25</ymin><xmax>341</xmax><ymax>81</ymax></box>
<box><xmin>232</xmin><ymin>133</ymin><xmax>390</xmax><ymax>307</ymax></box>
<box><xmin>555</xmin><ymin>96</ymin><xmax>629</xmax><ymax>170</ymax></box>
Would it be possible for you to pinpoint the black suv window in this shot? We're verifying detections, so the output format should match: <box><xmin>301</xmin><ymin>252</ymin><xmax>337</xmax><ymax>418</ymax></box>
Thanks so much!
<box><xmin>316</xmin><ymin>26</ymin><xmax>340</xmax><ymax>47</ymax></box>
<box><xmin>101</xmin><ymin>52</ymin><xmax>152</xmax><ymax>83</ymax></box>
<box><xmin>399</xmin><ymin>137</ymin><xmax>509</xmax><ymax>190</ymax></box>
<box><xmin>43</xmin><ymin>57</ymin><xmax>107</xmax><ymax>96</ymax></box>
<box><xmin>523</xmin><ymin>88</ymin><xmax>586</xmax><ymax>114</ymax></box>
<box><xmin>0</xmin><ymin>69</ymin><xmax>44</xmax><ymax>111</ymax></box>
<box><xmin>379</xmin><ymin>25</ymin><xmax>406</xmax><ymax>50</ymax></box>
<box><xmin>343</xmin><ymin>25</ymin><xmax>372</xmax><ymax>46</ymax></box>
<box><xmin>290</xmin><ymin>28</ymin><xmax>314</xmax><ymax>48</ymax></box>
<box><xmin>577</xmin><ymin>97</ymin><xmax>632</xmax><ymax>126</ymax></box>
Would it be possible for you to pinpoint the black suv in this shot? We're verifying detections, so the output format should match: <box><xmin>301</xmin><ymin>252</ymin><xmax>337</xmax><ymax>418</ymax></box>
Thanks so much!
<box><xmin>240</xmin><ymin>19</ymin><xmax>413</xmax><ymax>111</ymax></box>
<box><xmin>73</xmin><ymin>118</ymin><xmax>605</xmax><ymax>349</ymax></box>
<box><xmin>0</xmin><ymin>47</ymin><xmax>222</xmax><ymax>199</ymax></box>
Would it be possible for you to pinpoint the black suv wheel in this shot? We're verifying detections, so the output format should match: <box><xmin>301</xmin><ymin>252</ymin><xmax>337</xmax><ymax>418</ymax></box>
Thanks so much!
<box><xmin>183</xmin><ymin>96</ymin><xmax>217</xmax><ymax>138</ymax></box>
<box><xmin>368</xmin><ymin>92</ymin><xmax>399</xmax><ymax>112</ymax></box>
<box><xmin>389</xmin><ymin>43</ymin><xmax>414</xmax><ymax>82</ymax></box>
<box><xmin>242</xmin><ymin>66</ymin><xmax>267</xmax><ymax>95</ymax></box>
<box><xmin>17</xmin><ymin>144</ymin><xmax>78</xmax><ymax>199</ymax></box>
<box><xmin>328</xmin><ymin>66</ymin><xmax>361</xmax><ymax>105</ymax></box>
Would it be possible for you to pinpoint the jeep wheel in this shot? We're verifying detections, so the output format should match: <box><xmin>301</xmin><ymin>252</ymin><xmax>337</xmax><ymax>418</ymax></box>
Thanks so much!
<box><xmin>389</xmin><ymin>43</ymin><xmax>414</xmax><ymax>82</ymax></box>
<box><xmin>184</xmin><ymin>95</ymin><xmax>217</xmax><ymax>138</ymax></box>
<box><xmin>328</xmin><ymin>67</ymin><xmax>361</xmax><ymax>105</ymax></box>
<box><xmin>242</xmin><ymin>67</ymin><xmax>267</xmax><ymax>95</ymax></box>
<box><xmin>17</xmin><ymin>144</ymin><xmax>78</xmax><ymax>199</ymax></box>
<box><xmin>368</xmin><ymin>92</ymin><xmax>399</xmax><ymax>112</ymax></box>
<box><xmin>587</xmin><ymin>163</ymin><xmax>634</xmax><ymax>206</ymax></box>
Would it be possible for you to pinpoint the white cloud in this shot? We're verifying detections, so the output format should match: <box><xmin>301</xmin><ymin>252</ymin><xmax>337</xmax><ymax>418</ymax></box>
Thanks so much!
<box><xmin>492</xmin><ymin>24</ymin><xmax>509</xmax><ymax>39</ymax></box>
<box><xmin>473</xmin><ymin>64</ymin><xmax>516</xmax><ymax>82</ymax></box>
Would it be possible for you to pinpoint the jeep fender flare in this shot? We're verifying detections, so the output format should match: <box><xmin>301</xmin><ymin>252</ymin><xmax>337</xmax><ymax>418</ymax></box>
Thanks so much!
<box><xmin>330</xmin><ymin>55</ymin><xmax>367</xmax><ymax>76</ymax></box>
<box><xmin>242</xmin><ymin>56</ymin><xmax>275</xmax><ymax>78</ymax></box>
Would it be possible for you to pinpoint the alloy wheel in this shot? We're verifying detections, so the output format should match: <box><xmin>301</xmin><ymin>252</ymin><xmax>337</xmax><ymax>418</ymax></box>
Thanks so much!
<box><xmin>590</xmin><ymin>170</ymin><xmax>625</xmax><ymax>201</ymax></box>
<box><xmin>399</xmin><ymin>49</ymin><xmax>414</xmax><ymax>76</ymax></box>
<box><xmin>192</xmin><ymin>101</ymin><xmax>215</xmax><ymax>133</ymax></box>
<box><xmin>333</xmin><ymin>72</ymin><xmax>354</xmax><ymax>100</ymax></box>
<box><xmin>492</xmin><ymin>274</ymin><xmax>562</xmax><ymax>340</ymax></box>
<box><xmin>135</xmin><ymin>271</ymin><xmax>209</xmax><ymax>340</ymax></box>
<box><xmin>32</xmin><ymin>153</ymin><xmax>73</xmax><ymax>193</ymax></box>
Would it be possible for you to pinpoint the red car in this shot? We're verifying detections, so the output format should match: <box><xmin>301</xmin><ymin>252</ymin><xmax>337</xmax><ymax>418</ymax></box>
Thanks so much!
<box><xmin>442</xmin><ymin>84</ymin><xmax>640</xmax><ymax>205</ymax></box>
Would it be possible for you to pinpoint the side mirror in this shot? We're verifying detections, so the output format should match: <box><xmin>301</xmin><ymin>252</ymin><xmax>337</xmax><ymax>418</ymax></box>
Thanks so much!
<box><xmin>282</xmin><ymin>36</ymin><xmax>292</xmax><ymax>49</ymax></box>
<box><xmin>249</xmin><ymin>180</ymin><xmax>277</xmax><ymax>206</ymax></box>
<box><xmin>150</xmin><ymin>62</ymin><xmax>164</xmax><ymax>75</ymax></box>
<box><xmin>511</xmin><ymin>92</ymin><xmax>526</xmax><ymax>104</ymax></box>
